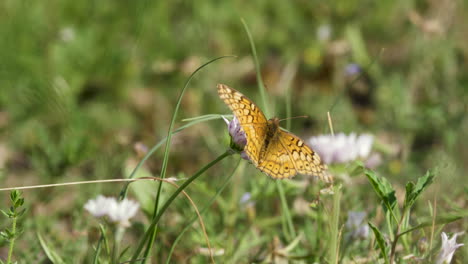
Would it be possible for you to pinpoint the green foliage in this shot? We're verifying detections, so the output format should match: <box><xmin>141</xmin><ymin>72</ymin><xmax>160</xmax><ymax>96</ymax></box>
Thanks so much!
<box><xmin>365</xmin><ymin>168</ymin><xmax>397</xmax><ymax>215</ymax></box>
<box><xmin>0</xmin><ymin>0</ymin><xmax>467</xmax><ymax>263</ymax></box>
<box><xmin>368</xmin><ymin>222</ymin><xmax>389</xmax><ymax>264</ymax></box>
<box><xmin>37</xmin><ymin>232</ymin><xmax>65</xmax><ymax>264</ymax></box>
<box><xmin>364</xmin><ymin>168</ymin><xmax>463</xmax><ymax>263</ymax></box>
<box><xmin>0</xmin><ymin>191</ymin><xmax>26</xmax><ymax>264</ymax></box>
<box><xmin>403</xmin><ymin>170</ymin><xmax>435</xmax><ymax>210</ymax></box>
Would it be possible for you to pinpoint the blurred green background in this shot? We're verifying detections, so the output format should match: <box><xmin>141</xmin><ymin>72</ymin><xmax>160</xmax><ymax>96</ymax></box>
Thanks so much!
<box><xmin>0</xmin><ymin>0</ymin><xmax>467</xmax><ymax>263</ymax></box>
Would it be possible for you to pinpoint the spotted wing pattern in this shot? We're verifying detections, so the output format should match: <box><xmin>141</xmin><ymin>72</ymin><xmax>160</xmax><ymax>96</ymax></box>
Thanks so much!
<box><xmin>217</xmin><ymin>84</ymin><xmax>332</xmax><ymax>182</ymax></box>
<box><xmin>217</xmin><ymin>84</ymin><xmax>268</xmax><ymax>164</ymax></box>
<box><xmin>277</xmin><ymin>129</ymin><xmax>331</xmax><ymax>182</ymax></box>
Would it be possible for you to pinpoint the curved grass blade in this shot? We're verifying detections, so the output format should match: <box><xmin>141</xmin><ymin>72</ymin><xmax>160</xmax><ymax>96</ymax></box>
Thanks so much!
<box><xmin>241</xmin><ymin>18</ymin><xmax>296</xmax><ymax>239</ymax></box>
<box><xmin>165</xmin><ymin>157</ymin><xmax>241</xmax><ymax>264</ymax></box>
<box><xmin>129</xmin><ymin>151</ymin><xmax>232</xmax><ymax>263</ymax></box>
<box><xmin>144</xmin><ymin>55</ymin><xmax>235</xmax><ymax>263</ymax></box>
<box><xmin>118</xmin><ymin>114</ymin><xmax>228</xmax><ymax>200</ymax></box>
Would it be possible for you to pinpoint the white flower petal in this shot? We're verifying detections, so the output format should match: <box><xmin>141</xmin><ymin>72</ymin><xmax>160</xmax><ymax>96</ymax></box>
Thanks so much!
<box><xmin>308</xmin><ymin>133</ymin><xmax>375</xmax><ymax>164</ymax></box>
<box><xmin>107</xmin><ymin>198</ymin><xmax>140</xmax><ymax>227</ymax></box>
<box><xmin>84</xmin><ymin>196</ymin><xmax>140</xmax><ymax>227</ymax></box>
<box><xmin>84</xmin><ymin>195</ymin><xmax>117</xmax><ymax>218</ymax></box>
<box><xmin>435</xmin><ymin>232</ymin><xmax>464</xmax><ymax>264</ymax></box>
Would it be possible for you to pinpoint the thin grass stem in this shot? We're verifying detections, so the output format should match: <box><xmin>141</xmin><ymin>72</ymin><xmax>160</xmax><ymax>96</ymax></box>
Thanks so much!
<box><xmin>129</xmin><ymin>150</ymin><xmax>232</xmax><ymax>263</ymax></box>
<box><xmin>165</xmin><ymin>157</ymin><xmax>241</xmax><ymax>263</ymax></box>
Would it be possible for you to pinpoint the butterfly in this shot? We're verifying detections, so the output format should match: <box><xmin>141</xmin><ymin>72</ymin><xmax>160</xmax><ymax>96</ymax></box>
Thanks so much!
<box><xmin>218</xmin><ymin>84</ymin><xmax>332</xmax><ymax>182</ymax></box>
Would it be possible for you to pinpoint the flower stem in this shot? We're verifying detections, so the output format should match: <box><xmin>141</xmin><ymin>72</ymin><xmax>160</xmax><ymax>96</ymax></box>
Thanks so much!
<box><xmin>111</xmin><ymin>226</ymin><xmax>125</xmax><ymax>264</ymax></box>
<box><xmin>389</xmin><ymin>208</ymin><xmax>408</xmax><ymax>264</ymax></box>
<box><xmin>131</xmin><ymin>150</ymin><xmax>232</xmax><ymax>263</ymax></box>
<box><xmin>6</xmin><ymin>217</ymin><xmax>17</xmax><ymax>264</ymax></box>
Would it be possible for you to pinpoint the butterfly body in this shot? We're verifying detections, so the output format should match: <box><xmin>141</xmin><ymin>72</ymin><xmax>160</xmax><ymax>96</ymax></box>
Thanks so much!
<box><xmin>261</xmin><ymin>117</ymin><xmax>280</xmax><ymax>157</ymax></box>
<box><xmin>218</xmin><ymin>84</ymin><xmax>332</xmax><ymax>182</ymax></box>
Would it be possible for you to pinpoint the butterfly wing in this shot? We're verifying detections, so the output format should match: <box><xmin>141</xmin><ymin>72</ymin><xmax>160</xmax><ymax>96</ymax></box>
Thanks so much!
<box><xmin>218</xmin><ymin>84</ymin><xmax>332</xmax><ymax>183</ymax></box>
<box><xmin>257</xmin><ymin>139</ymin><xmax>298</xmax><ymax>179</ymax></box>
<box><xmin>217</xmin><ymin>84</ymin><xmax>268</xmax><ymax>165</ymax></box>
<box><xmin>277</xmin><ymin>129</ymin><xmax>332</xmax><ymax>182</ymax></box>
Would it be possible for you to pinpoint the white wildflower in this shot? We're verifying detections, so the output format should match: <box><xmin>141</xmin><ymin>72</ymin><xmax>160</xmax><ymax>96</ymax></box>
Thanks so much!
<box><xmin>107</xmin><ymin>198</ymin><xmax>140</xmax><ymax>227</ymax></box>
<box><xmin>316</xmin><ymin>24</ymin><xmax>332</xmax><ymax>42</ymax></box>
<box><xmin>308</xmin><ymin>133</ymin><xmax>374</xmax><ymax>164</ymax></box>
<box><xmin>84</xmin><ymin>195</ymin><xmax>115</xmax><ymax>217</ymax></box>
<box><xmin>59</xmin><ymin>27</ymin><xmax>75</xmax><ymax>42</ymax></box>
<box><xmin>435</xmin><ymin>232</ymin><xmax>464</xmax><ymax>264</ymax></box>
<box><xmin>84</xmin><ymin>196</ymin><xmax>139</xmax><ymax>227</ymax></box>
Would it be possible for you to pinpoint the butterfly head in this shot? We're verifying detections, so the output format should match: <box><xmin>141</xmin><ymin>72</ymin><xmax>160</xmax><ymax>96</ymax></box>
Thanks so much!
<box><xmin>267</xmin><ymin>117</ymin><xmax>281</xmax><ymax>135</ymax></box>
<box><xmin>269</xmin><ymin>117</ymin><xmax>281</xmax><ymax>127</ymax></box>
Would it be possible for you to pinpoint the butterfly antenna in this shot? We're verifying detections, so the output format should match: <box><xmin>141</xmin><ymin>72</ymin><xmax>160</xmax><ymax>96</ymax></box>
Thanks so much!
<box><xmin>278</xmin><ymin>115</ymin><xmax>308</xmax><ymax>123</ymax></box>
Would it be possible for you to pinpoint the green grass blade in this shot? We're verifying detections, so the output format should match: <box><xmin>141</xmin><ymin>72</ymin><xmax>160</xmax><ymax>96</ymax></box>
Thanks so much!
<box><xmin>241</xmin><ymin>18</ymin><xmax>269</xmax><ymax>117</ymax></box>
<box><xmin>118</xmin><ymin>115</ymin><xmax>228</xmax><ymax>200</ymax></box>
<box><xmin>241</xmin><ymin>19</ymin><xmax>297</xmax><ymax>242</ymax></box>
<box><xmin>165</xmin><ymin>157</ymin><xmax>241</xmax><ymax>264</ymax></box>
<box><xmin>37</xmin><ymin>232</ymin><xmax>65</xmax><ymax>264</ymax></box>
<box><xmin>144</xmin><ymin>55</ymin><xmax>235</xmax><ymax>263</ymax></box>
<box><xmin>130</xmin><ymin>151</ymin><xmax>232</xmax><ymax>263</ymax></box>
<box><xmin>368</xmin><ymin>222</ymin><xmax>389</xmax><ymax>264</ymax></box>
<box><xmin>328</xmin><ymin>184</ymin><xmax>342</xmax><ymax>264</ymax></box>
<box><xmin>92</xmin><ymin>224</ymin><xmax>106</xmax><ymax>264</ymax></box>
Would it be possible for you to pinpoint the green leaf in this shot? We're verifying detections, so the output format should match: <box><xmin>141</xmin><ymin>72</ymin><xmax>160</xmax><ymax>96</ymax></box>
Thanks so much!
<box><xmin>13</xmin><ymin>198</ymin><xmax>24</xmax><ymax>208</ymax></box>
<box><xmin>403</xmin><ymin>170</ymin><xmax>435</xmax><ymax>209</ymax></box>
<box><xmin>350</xmin><ymin>161</ymin><xmax>366</xmax><ymax>177</ymax></box>
<box><xmin>0</xmin><ymin>209</ymin><xmax>8</xmax><ymax>218</ymax></box>
<box><xmin>37</xmin><ymin>232</ymin><xmax>65</xmax><ymax>264</ymax></box>
<box><xmin>17</xmin><ymin>208</ymin><xmax>26</xmax><ymax>218</ymax></box>
<box><xmin>125</xmin><ymin>163</ymin><xmax>160</xmax><ymax>215</ymax></box>
<box><xmin>368</xmin><ymin>222</ymin><xmax>389</xmax><ymax>264</ymax></box>
<box><xmin>365</xmin><ymin>169</ymin><xmax>397</xmax><ymax>213</ymax></box>
<box><xmin>92</xmin><ymin>225</ymin><xmax>105</xmax><ymax>264</ymax></box>
<box><xmin>10</xmin><ymin>190</ymin><xmax>19</xmax><ymax>202</ymax></box>
<box><xmin>399</xmin><ymin>214</ymin><xmax>464</xmax><ymax>237</ymax></box>
<box><xmin>0</xmin><ymin>230</ymin><xmax>12</xmax><ymax>240</ymax></box>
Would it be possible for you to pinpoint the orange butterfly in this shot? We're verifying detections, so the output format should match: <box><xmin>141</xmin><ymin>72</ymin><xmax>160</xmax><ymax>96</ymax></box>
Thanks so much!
<box><xmin>218</xmin><ymin>84</ymin><xmax>332</xmax><ymax>182</ymax></box>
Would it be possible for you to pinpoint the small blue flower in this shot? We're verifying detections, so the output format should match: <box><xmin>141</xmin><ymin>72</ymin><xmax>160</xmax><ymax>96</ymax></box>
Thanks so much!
<box><xmin>239</xmin><ymin>192</ymin><xmax>252</xmax><ymax>204</ymax></box>
<box><xmin>345</xmin><ymin>211</ymin><xmax>369</xmax><ymax>240</ymax></box>
<box><xmin>345</xmin><ymin>63</ymin><xmax>361</xmax><ymax>76</ymax></box>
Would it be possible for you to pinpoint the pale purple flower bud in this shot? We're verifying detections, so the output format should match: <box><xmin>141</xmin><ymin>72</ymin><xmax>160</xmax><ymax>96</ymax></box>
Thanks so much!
<box><xmin>222</xmin><ymin>116</ymin><xmax>247</xmax><ymax>155</ymax></box>
<box><xmin>435</xmin><ymin>232</ymin><xmax>464</xmax><ymax>264</ymax></box>
<box><xmin>345</xmin><ymin>211</ymin><xmax>369</xmax><ymax>240</ymax></box>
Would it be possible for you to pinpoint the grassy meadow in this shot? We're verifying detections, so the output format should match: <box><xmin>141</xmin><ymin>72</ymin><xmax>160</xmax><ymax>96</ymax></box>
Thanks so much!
<box><xmin>0</xmin><ymin>1</ymin><xmax>467</xmax><ymax>263</ymax></box>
